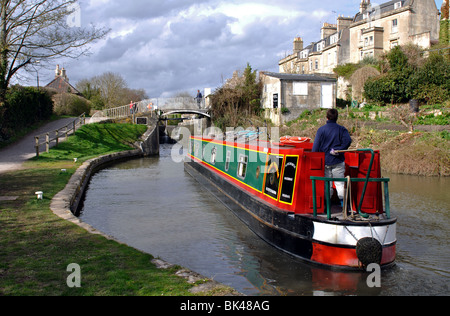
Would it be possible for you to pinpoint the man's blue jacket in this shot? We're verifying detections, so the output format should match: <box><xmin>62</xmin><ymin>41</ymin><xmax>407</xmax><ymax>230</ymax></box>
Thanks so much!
<box><xmin>312</xmin><ymin>120</ymin><xmax>352</xmax><ymax>166</ymax></box>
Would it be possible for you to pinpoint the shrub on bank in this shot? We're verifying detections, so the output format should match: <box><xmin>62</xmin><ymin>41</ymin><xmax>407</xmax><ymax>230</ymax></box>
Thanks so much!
<box><xmin>0</xmin><ymin>86</ymin><xmax>53</xmax><ymax>141</ymax></box>
<box><xmin>52</xmin><ymin>93</ymin><xmax>92</xmax><ymax>116</ymax></box>
<box><xmin>364</xmin><ymin>46</ymin><xmax>450</xmax><ymax>105</ymax></box>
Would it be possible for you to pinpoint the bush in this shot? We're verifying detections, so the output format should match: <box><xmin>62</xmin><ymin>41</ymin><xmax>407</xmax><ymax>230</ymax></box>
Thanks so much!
<box><xmin>407</xmin><ymin>54</ymin><xmax>450</xmax><ymax>104</ymax></box>
<box><xmin>333</xmin><ymin>63</ymin><xmax>360</xmax><ymax>79</ymax></box>
<box><xmin>1</xmin><ymin>86</ymin><xmax>53</xmax><ymax>140</ymax></box>
<box><xmin>53</xmin><ymin>93</ymin><xmax>91</xmax><ymax>116</ymax></box>
<box><xmin>364</xmin><ymin>46</ymin><xmax>450</xmax><ymax>105</ymax></box>
<box><xmin>364</xmin><ymin>71</ymin><xmax>410</xmax><ymax>104</ymax></box>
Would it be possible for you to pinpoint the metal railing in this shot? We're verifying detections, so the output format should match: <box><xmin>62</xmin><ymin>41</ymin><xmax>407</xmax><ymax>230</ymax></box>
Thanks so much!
<box><xmin>34</xmin><ymin>114</ymin><xmax>86</xmax><ymax>157</ymax></box>
<box><xmin>89</xmin><ymin>97</ymin><xmax>207</xmax><ymax>123</ymax></box>
<box><xmin>311</xmin><ymin>176</ymin><xmax>391</xmax><ymax>220</ymax></box>
<box><xmin>310</xmin><ymin>149</ymin><xmax>391</xmax><ymax>220</ymax></box>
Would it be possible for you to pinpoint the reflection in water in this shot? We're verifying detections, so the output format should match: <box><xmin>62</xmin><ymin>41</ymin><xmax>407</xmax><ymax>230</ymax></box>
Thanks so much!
<box><xmin>80</xmin><ymin>145</ymin><xmax>449</xmax><ymax>296</ymax></box>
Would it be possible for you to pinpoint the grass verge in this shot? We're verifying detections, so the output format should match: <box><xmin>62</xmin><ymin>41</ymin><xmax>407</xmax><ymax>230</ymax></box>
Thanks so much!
<box><xmin>0</xmin><ymin>123</ymin><xmax>214</xmax><ymax>296</ymax></box>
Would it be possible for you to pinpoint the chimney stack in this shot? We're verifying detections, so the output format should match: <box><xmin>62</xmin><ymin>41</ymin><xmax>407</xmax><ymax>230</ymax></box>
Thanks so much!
<box><xmin>321</xmin><ymin>23</ymin><xmax>337</xmax><ymax>40</ymax></box>
<box><xmin>337</xmin><ymin>16</ymin><xmax>353</xmax><ymax>32</ymax></box>
<box><xmin>293</xmin><ymin>37</ymin><xmax>303</xmax><ymax>54</ymax></box>
<box><xmin>55</xmin><ymin>65</ymin><xmax>69</xmax><ymax>82</ymax></box>
<box><xmin>360</xmin><ymin>0</ymin><xmax>370</xmax><ymax>14</ymax></box>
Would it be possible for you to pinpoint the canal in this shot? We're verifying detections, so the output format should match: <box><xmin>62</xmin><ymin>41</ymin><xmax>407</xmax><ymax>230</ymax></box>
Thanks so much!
<box><xmin>79</xmin><ymin>144</ymin><xmax>449</xmax><ymax>296</ymax></box>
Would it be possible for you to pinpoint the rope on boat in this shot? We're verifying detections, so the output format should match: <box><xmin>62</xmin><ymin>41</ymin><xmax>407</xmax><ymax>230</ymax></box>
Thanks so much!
<box><xmin>343</xmin><ymin>176</ymin><xmax>354</xmax><ymax>220</ymax></box>
<box><xmin>342</xmin><ymin>176</ymin><xmax>381</xmax><ymax>224</ymax></box>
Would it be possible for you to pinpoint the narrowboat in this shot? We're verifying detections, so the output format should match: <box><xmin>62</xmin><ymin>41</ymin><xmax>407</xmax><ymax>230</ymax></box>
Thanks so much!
<box><xmin>184</xmin><ymin>131</ymin><xmax>396</xmax><ymax>270</ymax></box>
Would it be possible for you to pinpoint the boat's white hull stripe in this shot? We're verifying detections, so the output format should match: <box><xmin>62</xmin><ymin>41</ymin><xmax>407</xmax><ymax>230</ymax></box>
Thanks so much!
<box><xmin>313</xmin><ymin>222</ymin><xmax>397</xmax><ymax>247</ymax></box>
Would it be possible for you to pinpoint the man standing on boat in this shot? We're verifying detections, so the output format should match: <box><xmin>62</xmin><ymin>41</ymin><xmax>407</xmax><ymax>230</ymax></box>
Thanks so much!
<box><xmin>312</xmin><ymin>109</ymin><xmax>352</xmax><ymax>207</ymax></box>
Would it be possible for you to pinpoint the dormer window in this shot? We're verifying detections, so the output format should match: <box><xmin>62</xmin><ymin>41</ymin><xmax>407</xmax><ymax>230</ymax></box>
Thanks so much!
<box><xmin>330</xmin><ymin>34</ymin><xmax>338</xmax><ymax>45</ymax></box>
<box><xmin>300</xmin><ymin>49</ymin><xmax>309</xmax><ymax>59</ymax></box>
<box><xmin>394</xmin><ymin>1</ymin><xmax>402</xmax><ymax>9</ymax></box>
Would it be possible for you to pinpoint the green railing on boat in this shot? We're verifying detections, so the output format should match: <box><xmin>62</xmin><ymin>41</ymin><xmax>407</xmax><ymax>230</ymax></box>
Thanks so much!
<box><xmin>310</xmin><ymin>149</ymin><xmax>391</xmax><ymax>220</ymax></box>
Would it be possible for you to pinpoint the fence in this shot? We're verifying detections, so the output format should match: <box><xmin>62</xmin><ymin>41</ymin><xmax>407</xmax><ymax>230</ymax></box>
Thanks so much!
<box><xmin>34</xmin><ymin>114</ymin><xmax>86</xmax><ymax>157</ymax></box>
<box><xmin>89</xmin><ymin>97</ymin><xmax>207</xmax><ymax>124</ymax></box>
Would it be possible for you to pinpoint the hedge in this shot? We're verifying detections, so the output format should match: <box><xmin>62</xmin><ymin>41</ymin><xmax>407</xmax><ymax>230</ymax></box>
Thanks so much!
<box><xmin>0</xmin><ymin>86</ymin><xmax>53</xmax><ymax>141</ymax></box>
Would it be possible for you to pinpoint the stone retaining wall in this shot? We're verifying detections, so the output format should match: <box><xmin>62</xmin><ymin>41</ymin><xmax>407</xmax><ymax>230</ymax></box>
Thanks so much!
<box><xmin>50</xmin><ymin>148</ymin><xmax>144</xmax><ymax>239</ymax></box>
<box><xmin>49</xmin><ymin>123</ymin><xmax>160</xmax><ymax>237</ymax></box>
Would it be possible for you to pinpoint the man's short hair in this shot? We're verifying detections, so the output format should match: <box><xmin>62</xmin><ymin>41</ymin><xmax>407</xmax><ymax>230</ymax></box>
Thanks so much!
<box><xmin>327</xmin><ymin>109</ymin><xmax>339</xmax><ymax>121</ymax></box>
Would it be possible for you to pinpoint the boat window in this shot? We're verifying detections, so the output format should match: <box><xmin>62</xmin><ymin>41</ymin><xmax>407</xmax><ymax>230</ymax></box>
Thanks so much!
<box><xmin>225</xmin><ymin>150</ymin><xmax>231</xmax><ymax>171</ymax></box>
<box><xmin>237</xmin><ymin>155</ymin><xmax>248</xmax><ymax>179</ymax></box>
<box><xmin>264</xmin><ymin>155</ymin><xmax>283</xmax><ymax>200</ymax></box>
<box><xmin>280</xmin><ymin>156</ymin><xmax>299</xmax><ymax>204</ymax></box>
<box><xmin>211</xmin><ymin>147</ymin><xmax>217</xmax><ymax>165</ymax></box>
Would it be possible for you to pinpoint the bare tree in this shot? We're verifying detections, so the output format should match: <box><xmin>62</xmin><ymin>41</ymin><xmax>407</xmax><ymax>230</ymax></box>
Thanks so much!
<box><xmin>77</xmin><ymin>72</ymin><xmax>148</xmax><ymax>109</ymax></box>
<box><xmin>0</xmin><ymin>0</ymin><xmax>109</xmax><ymax>105</ymax></box>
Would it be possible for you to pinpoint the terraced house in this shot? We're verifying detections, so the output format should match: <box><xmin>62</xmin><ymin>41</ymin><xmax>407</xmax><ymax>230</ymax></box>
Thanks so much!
<box><xmin>279</xmin><ymin>0</ymin><xmax>441</xmax><ymax>75</ymax></box>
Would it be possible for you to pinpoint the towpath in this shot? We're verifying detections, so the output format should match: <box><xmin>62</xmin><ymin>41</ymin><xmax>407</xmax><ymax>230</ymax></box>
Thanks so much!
<box><xmin>0</xmin><ymin>118</ymin><xmax>76</xmax><ymax>174</ymax></box>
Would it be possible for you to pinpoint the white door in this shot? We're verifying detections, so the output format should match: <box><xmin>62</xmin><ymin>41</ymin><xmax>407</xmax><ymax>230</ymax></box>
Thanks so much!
<box><xmin>321</xmin><ymin>83</ymin><xmax>333</xmax><ymax>109</ymax></box>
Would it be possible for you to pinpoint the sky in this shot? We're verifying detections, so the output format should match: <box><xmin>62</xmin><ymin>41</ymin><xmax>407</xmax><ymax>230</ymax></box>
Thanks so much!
<box><xmin>33</xmin><ymin>0</ymin><xmax>445</xmax><ymax>99</ymax></box>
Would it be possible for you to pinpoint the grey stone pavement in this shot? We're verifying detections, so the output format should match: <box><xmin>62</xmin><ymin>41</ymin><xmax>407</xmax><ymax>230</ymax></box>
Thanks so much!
<box><xmin>0</xmin><ymin>118</ymin><xmax>76</xmax><ymax>174</ymax></box>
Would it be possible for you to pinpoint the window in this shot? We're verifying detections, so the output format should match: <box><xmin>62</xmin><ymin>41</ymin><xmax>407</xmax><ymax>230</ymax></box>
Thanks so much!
<box><xmin>237</xmin><ymin>155</ymin><xmax>248</xmax><ymax>179</ymax></box>
<box><xmin>315</xmin><ymin>60</ymin><xmax>319</xmax><ymax>70</ymax></box>
<box><xmin>330</xmin><ymin>34</ymin><xmax>338</xmax><ymax>45</ymax></box>
<box><xmin>300</xmin><ymin>49</ymin><xmax>309</xmax><ymax>59</ymax></box>
<box><xmin>392</xmin><ymin>19</ymin><xmax>398</xmax><ymax>33</ymax></box>
<box><xmin>210</xmin><ymin>147</ymin><xmax>217</xmax><ymax>165</ymax></box>
<box><xmin>225</xmin><ymin>150</ymin><xmax>231</xmax><ymax>171</ymax></box>
<box><xmin>293</xmin><ymin>82</ymin><xmax>308</xmax><ymax>96</ymax></box>
<box><xmin>394</xmin><ymin>1</ymin><xmax>402</xmax><ymax>9</ymax></box>
<box><xmin>317</xmin><ymin>41</ymin><xmax>325</xmax><ymax>51</ymax></box>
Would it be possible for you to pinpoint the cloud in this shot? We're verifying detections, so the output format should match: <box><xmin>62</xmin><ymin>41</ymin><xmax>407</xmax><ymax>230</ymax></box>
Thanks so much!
<box><xmin>59</xmin><ymin>0</ymin><xmax>359</xmax><ymax>99</ymax></box>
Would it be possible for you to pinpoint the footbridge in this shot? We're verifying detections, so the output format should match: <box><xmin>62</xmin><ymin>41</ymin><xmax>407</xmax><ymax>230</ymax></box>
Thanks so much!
<box><xmin>90</xmin><ymin>97</ymin><xmax>211</xmax><ymax>123</ymax></box>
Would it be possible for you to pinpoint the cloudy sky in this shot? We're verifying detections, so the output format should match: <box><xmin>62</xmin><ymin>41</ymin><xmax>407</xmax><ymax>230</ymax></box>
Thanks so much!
<box><xmin>36</xmin><ymin>0</ymin><xmax>444</xmax><ymax>99</ymax></box>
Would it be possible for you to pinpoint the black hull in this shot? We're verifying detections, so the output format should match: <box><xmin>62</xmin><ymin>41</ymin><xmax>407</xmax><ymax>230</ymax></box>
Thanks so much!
<box><xmin>185</xmin><ymin>161</ymin><xmax>396</xmax><ymax>271</ymax></box>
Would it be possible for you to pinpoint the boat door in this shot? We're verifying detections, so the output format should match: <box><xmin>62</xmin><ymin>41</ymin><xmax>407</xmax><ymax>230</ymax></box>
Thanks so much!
<box><xmin>321</xmin><ymin>83</ymin><xmax>333</xmax><ymax>109</ymax></box>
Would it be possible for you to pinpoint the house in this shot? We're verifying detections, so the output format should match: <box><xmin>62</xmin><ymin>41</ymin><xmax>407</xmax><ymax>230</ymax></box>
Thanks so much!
<box><xmin>279</xmin><ymin>0</ymin><xmax>440</xmax><ymax>75</ymax></box>
<box><xmin>350</xmin><ymin>0</ymin><xmax>440</xmax><ymax>63</ymax></box>
<box><xmin>279</xmin><ymin>18</ymin><xmax>352</xmax><ymax>75</ymax></box>
<box><xmin>260</xmin><ymin>72</ymin><xmax>336</xmax><ymax>126</ymax></box>
<box><xmin>45</xmin><ymin>65</ymin><xmax>82</xmax><ymax>95</ymax></box>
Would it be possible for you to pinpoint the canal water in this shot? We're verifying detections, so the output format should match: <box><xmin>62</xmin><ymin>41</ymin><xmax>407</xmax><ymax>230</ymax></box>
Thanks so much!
<box><xmin>80</xmin><ymin>144</ymin><xmax>449</xmax><ymax>296</ymax></box>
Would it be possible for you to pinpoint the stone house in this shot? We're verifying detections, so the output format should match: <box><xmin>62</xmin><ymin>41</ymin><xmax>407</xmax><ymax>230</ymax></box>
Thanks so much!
<box><xmin>279</xmin><ymin>0</ymin><xmax>440</xmax><ymax>89</ymax></box>
<box><xmin>350</xmin><ymin>0</ymin><xmax>441</xmax><ymax>63</ymax></box>
<box><xmin>260</xmin><ymin>72</ymin><xmax>336</xmax><ymax>125</ymax></box>
<box><xmin>45</xmin><ymin>65</ymin><xmax>82</xmax><ymax>95</ymax></box>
